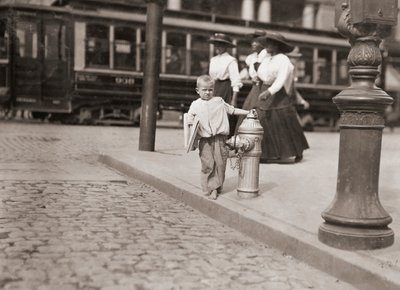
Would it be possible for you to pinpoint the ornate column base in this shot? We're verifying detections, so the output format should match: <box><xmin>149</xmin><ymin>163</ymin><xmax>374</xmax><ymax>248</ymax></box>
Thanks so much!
<box><xmin>319</xmin><ymin>222</ymin><xmax>394</xmax><ymax>250</ymax></box>
<box><xmin>319</xmin><ymin>0</ymin><xmax>398</xmax><ymax>251</ymax></box>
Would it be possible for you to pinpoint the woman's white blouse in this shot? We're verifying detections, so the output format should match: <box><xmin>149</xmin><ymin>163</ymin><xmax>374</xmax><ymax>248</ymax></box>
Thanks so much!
<box><xmin>209</xmin><ymin>52</ymin><xmax>243</xmax><ymax>92</ymax></box>
<box><xmin>257</xmin><ymin>53</ymin><xmax>294</xmax><ymax>95</ymax></box>
<box><xmin>245</xmin><ymin>49</ymin><xmax>270</xmax><ymax>80</ymax></box>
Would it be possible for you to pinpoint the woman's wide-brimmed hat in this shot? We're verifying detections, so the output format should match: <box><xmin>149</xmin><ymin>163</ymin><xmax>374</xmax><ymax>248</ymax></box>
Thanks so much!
<box><xmin>257</xmin><ymin>32</ymin><xmax>294</xmax><ymax>53</ymax></box>
<box><xmin>247</xmin><ymin>29</ymin><xmax>267</xmax><ymax>39</ymax></box>
<box><xmin>286</xmin><ymin>46</ymin><xmax>302</xmax><ymax>58</ymax></box>
<box><xmin>209</xmin><ymin>33</ymin><xmax>236</xmax><ymax>47</ymax></box>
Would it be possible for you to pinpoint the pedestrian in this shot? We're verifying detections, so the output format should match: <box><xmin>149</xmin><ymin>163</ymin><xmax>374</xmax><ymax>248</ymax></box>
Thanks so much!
<box><xmin>286</xmin><ymin>46</ymin><xmax>310</xmax><ymax>111</ymax></box>
<box><xmin>287</xmin><ymin>47</ymin><xmax>314</xmax><ymax>131</ymax></box>
<box><xmin>239</xmin><ymin>61</ymin><xmax>250</xmax><ymax>80</ymax></box>
<box><xmin>236</xmin><ymin>29</ymin><xmax>271</xmax><ymax>130</ymax></box>
<box><xmin>186</xmin><ymin>75</ymin><xmax>250</xmax><ymax>200</ymax></box>
<box><xmin>208</xmin><ymin>33</ymin><xmax>242</xmax><ymax>136</ymax></box>
<box><xmin>255</xmin><ymin>32</ymin><xmax>309</xmax><ymax>163</ymax></box>
<box><xmin>166</xmin><ymin>48</ymin><xmax>184</xmax><ymax>74</ymax></box>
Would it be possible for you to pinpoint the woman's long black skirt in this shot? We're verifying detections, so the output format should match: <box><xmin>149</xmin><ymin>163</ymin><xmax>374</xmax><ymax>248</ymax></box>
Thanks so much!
<box><xmin>256</xmin><ymin>85</ymin><xmax>309</xmax><ymax>160</ymax></box>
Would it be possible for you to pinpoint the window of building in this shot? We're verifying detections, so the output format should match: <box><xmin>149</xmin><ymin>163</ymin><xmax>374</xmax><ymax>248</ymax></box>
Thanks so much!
<box><xmin>182</xmin><ymin>0</ymin><xmax>241</xmax><ymax>17</ymax></box>
<box><xmin>16</xmin><ymin>20</ymin><xmax>38</xmax><ymax>58</ymax></box>
<box><xmin>114</xmin><ymin>26</ymin><xmax>136</xmax><ymax>70</ymax></box>
<box><xmin>182</xmin><ymin>0</ymin><xmax>212</xmax><ymax>13</ymax></box>
<box><xmin>271</xmin><ymin>0</ymin><xmax>305</xmax><ymax>26</ymax></box>
<box><xmin>86</xmin><ymin>23</ymin><xmax>109</xmax><ymax>67</ymax></box>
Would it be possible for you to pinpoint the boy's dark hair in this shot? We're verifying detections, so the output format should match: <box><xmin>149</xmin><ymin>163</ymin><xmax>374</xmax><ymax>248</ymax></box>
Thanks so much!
<box><xmin>197</xmin><ymin>75</ymin><xmax>214</xmax><ymax>87</ymax></box>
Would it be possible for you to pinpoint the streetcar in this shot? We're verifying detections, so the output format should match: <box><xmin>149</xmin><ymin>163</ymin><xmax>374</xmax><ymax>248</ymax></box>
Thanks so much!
<box><xmin>0</xmin><ymin>0</ymin><xmax>352</xmax><ymax>128</ymax></box>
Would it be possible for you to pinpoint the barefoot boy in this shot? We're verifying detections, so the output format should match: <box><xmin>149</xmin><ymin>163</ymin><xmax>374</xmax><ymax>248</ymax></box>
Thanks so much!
<box><xmin>187</xmin><ymin>75</ymin><xmax>250</xmax><ymax>200</ymax></box>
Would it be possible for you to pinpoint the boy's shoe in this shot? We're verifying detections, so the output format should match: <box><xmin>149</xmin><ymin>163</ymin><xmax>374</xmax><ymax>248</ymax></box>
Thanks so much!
<box><xmin>216</xmin><ymin>186</ymin><xmax>223</xmax><ymax>193</ymax></box>
<box><xmin>209</xmin><ymin>190</ymin><xmax>218</xmax><ymax>200</ymax></box>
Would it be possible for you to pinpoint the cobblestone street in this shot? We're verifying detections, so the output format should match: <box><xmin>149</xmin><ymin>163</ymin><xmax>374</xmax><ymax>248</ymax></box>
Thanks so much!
<box><xmin>0</xmin><ymin>121</ymin><xmax>357</xmax><ymax>290</ymax></box>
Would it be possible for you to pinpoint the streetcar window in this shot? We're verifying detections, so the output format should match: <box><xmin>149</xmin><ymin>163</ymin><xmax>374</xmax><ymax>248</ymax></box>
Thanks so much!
<box><xmin>165</xmin><ymin>32</ymin><xmax>186</xmax><ymax>75</ymax></box>
<box><xmin>16</xmin><ymin>21</ymin><xmax>38</xmax><ymax>59</ymax></box>
<box><xmin>86</xmin><ymin>24</ymin><xmax>109</xmax><ymax>67</ymax></box>
<box><xmin>298</xmin><ymin>47</ymin><xmax>313</xmax><ymax>84</ymax></box>
<box><xmin>0</xmin><ymin>66</ymin><xmax>6</xmax><ymax>86</ymax></box>
<box><xmin>236</xmin><ymin>39</ymin><xmax>252</xmax><ymax>80</ymax></box>
<box><xmin>191</xmin><ymin>34</ymin><xmax>209</xmax><ymax>75</ymax></box>
<box><xmin>44</xmin><ymin>22</ymin><xmax>67</xmax><ymax>61</ymax></box>
<box><xmin>316</xmin><ymin>49</ymin><xmax>332</xmax><ymax>85</ymax></box>
<box><xmin>114</xmin><ymin>26</ymin><xmax>136</xmax><ymax>70</ymax></box>
<box><xmin>0</xmin><ymin>18</ymin><xmax>8</xmax><ymax>59</ymax></box>
<box><xmin>139</xmin><ymin>29</ymin><xmax>146</xmax><ymax>71</ymax></box>
<box><xmin>236</xmin><ymin>39</ymin><xmax>252</xmax><ymax>60</ymax></box>
<box><xmin>336</xmin><ymin>50</ymin><xmax>349</xmax><ymax>85</ymax></box>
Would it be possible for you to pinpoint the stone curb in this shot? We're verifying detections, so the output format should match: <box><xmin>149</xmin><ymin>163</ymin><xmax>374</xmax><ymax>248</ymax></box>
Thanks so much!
<box><xmin>99</xmin><ymin>153</ymin><xmax>400</xmax><ymax>290</ymax></box>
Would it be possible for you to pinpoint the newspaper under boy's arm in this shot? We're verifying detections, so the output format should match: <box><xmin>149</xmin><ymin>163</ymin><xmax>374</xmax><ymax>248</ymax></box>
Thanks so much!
<box><xmin>186</xmin><ymin>111</ymin><xmax>195</xmax><ymax>127</ymax></box>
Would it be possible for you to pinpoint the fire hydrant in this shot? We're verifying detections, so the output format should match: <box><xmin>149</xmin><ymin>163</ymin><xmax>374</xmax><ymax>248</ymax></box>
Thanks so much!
<box><xmin>226</xmin><ymin>109</ymin><xmax>263</xmax><ymax>198</ymax></box>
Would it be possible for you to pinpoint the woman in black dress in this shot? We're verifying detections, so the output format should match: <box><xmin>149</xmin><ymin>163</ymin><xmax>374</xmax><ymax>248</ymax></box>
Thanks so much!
<box><xmin>237</xmin><ymin>30</ymin><xmax>270</xmax><ymax>130</ymax></box>
<box><xmin>255</xmin><ymin>32</ymin><xmax>309</xmax><ymax>163</ymax></box>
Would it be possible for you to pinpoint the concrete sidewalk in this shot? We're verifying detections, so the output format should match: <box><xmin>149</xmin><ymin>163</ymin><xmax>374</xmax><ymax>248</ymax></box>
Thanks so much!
<box><xmin>99</xmin><ymin>128</ymin><xmax>400</xmax><ymax>290</ymax></box>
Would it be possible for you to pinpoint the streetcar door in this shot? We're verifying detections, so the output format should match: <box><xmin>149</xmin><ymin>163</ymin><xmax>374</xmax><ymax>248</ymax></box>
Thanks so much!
<box><xmin>14</xmin><ymin>18</ymin><xmax>42</xmax><ymax>106</ymax></box>
<box><xmin>0</xmin><ymin>16</ymin><xmax>10</xmax><ymax>106</ymax></box>
<box><xmin>42</xmin><ymin>19</ymin><xmax>68</xmax><ymax>103</ymax></box>
<box><xmin>13</xmin><ymin>16</ymin><xmax>68</xmax><ymax>111</ymax></box>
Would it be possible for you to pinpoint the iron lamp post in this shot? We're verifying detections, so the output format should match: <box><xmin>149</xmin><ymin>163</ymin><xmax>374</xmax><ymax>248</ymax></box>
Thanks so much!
<box><xmin>318</xmin><ymin>0</ymin><xmax>397</xmax><ymax>250</ymax></box>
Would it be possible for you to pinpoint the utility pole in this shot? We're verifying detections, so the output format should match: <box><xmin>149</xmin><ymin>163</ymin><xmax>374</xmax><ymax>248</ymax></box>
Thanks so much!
<box><xmin>139</xmin><ymin>0</ymin><xmax>166</xmax><ymax>151</ymax></box>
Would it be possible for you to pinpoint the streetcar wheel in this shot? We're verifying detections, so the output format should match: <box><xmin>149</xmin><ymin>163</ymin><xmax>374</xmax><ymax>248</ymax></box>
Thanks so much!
<box><xmin>31</xmin><ymin>112</ymin><xmax>49</xmax><ymax>120</ymax></box>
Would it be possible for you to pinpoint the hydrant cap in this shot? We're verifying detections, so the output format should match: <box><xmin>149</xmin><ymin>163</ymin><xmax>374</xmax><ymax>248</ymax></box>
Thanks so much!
<box><xmin>238</xmin><ymin>111</ymin><xmax>264</xmax><ymax>135</ymax></box>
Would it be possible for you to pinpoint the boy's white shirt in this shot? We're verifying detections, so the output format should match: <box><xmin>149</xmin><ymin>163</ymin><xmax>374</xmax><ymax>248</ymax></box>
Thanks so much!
<box><xmin>187</xmin><ymin>97</ymin><xmax>235</xmax><ymax>138</ymax></box>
